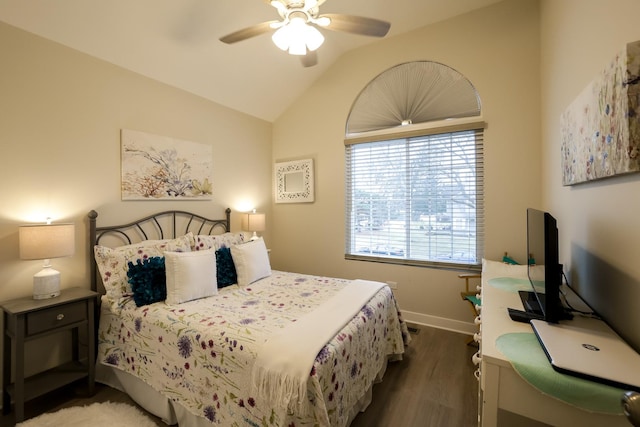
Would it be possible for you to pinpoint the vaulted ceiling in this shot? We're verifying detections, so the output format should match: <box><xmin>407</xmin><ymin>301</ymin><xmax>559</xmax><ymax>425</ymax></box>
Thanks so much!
<box><xmin>0</xmin><ymin>0</ymin><xmax>502</xmax><ymax>122</ymax></box>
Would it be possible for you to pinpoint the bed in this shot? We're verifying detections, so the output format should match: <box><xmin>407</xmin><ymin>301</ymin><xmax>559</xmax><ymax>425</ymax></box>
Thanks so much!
<box><xmin>89</xmin><ymin>208</ymin><xmax>410</xmax><ymax>426</ymax></box>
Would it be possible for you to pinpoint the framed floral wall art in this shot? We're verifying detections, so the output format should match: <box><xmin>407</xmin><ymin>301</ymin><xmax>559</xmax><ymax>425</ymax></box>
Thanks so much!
<box><xmin>561</xmin><ymin>40</ymin><xmax>640</xmax><ymax>185</ymax></box>
<box><xmin>121</xmin><ymin>129</ymin><xmax>213</xmax><ymax>200</ymax></box>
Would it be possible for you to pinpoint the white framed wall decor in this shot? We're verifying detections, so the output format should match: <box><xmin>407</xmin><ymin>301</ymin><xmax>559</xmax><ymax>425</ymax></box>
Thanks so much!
<box><xmin>275</xmin><ymin>159</ymin><xmax>315</xmax><ymax>203</ymax></box>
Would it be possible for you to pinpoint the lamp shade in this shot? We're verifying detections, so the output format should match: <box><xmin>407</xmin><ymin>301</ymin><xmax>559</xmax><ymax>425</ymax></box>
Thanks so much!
<box><xmin>242</xmin><ymin>212</ymin><xmax>266</xmax><ymax>233</ymax></box>
<box><xmin>19</xmin><ymin>222</ymin><xmax>75</xmax><ymax>300</ymax></box>
<box><xmin>19</xmin><ymin>223</ymin><xmax>75</xmax><ymax>260</ymax></box>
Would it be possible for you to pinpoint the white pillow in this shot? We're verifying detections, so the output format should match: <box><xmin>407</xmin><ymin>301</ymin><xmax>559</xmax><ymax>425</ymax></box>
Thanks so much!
<box><xmin>164</xmin><ymin>249</ymin><xmax>217</xmax><ymax>305</ymax></box>
<box><xmin>231</xmin><ymin>238</ymin><xmax>271</xmax><ymax>286</ymax></box>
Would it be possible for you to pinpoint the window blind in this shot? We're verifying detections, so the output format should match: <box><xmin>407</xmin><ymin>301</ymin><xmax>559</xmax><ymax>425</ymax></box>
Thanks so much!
<box><xmin>345</xmin><ymin>127</ymin><xmax>484</xmax><ymax>269</ymax></box>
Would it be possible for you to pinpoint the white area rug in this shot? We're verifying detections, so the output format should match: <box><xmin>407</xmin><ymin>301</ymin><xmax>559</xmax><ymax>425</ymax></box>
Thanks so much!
<box><xmin>16</xmin><ymin>401</ymin><xmax>159</xmax><ymax>427</ymax></box>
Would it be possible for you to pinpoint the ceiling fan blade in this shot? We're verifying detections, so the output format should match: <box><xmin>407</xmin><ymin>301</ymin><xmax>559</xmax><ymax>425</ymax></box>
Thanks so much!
<box><xmin>322</xmin><ymin>14</ymin><xmax>391</xmax><ymax>37</ymax></box>
<box><xmin>219</xmin><ymin>21</ymin><xmax>280</xmax><ymax>44</ymax></box>
<box><xmin>300</xmin><ymin>50</ymin><xmax>318</xmax><ymax>67</ymax></box>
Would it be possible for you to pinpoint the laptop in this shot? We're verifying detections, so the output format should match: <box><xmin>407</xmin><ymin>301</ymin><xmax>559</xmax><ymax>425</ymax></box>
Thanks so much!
<box><xmin>530</xmin><ymin>319</ymin><xmax>640</xmax><ymax>391</ymax></box>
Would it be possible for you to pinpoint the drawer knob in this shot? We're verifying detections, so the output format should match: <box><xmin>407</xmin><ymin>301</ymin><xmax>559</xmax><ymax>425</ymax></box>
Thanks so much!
<box><xmin>56</xmin><ymin>313</ymin><xmax>65</xmax><ymax>321</ymax></box>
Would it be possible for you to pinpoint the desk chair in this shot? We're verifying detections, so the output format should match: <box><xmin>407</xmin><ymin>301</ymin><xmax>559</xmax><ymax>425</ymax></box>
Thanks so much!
<box><xmin>459</xmin><ymin>272</ymin><xmax>481</xmax><ymax>345</ymax></box>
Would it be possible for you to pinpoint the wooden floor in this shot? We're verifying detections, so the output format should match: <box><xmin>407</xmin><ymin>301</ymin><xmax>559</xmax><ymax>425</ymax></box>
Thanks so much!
<box><xmin>1</xmin><ymin>325</ymin><xmax>478</xmax><ymax>427</ymax></box>
<box><xmin>350</xmin><ymin>326</ymin><xmax>479</xmax><ymax>427</ymax></box>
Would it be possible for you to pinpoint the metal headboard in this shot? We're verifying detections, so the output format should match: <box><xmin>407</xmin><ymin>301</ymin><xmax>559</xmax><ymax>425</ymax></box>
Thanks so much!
<box><xmin>88</xmin><ymin>208</ymin><xmax>231</xmax><ymax>294</ymax></box>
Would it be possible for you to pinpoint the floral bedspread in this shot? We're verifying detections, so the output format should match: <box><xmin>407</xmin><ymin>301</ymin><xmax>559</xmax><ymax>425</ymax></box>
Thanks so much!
<box><xmin>98</xmin><ymin>271</ymin><xmax>410</xmax><ymax>426</ymax></box>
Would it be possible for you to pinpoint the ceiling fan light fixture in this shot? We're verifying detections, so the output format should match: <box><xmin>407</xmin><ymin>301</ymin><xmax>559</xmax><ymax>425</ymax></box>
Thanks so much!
<box><xmin>271</xmin><ymin>18</ymin><xmax>324</xmax><ymax>55</ymax></box>
<box><xmin>271</xmin><ymin>25</ymin><xmax>292</xmax><ymax>51</ymax></box>
<box><xmin>303</xmin><ymin>24</ymin><xmax>324</xmax><ymax>51</ymax></box>
<box><xmin>289</xmin><ymin>39</ymin><xmax>307</xmax><ymax>55</ymax></box>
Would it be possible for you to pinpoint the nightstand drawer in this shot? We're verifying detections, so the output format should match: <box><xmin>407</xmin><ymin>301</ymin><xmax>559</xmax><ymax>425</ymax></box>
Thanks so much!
<box><xmin>26</xmin><ymin>301</ymin><xmax>87</xmax><ymax>336</ymax></box>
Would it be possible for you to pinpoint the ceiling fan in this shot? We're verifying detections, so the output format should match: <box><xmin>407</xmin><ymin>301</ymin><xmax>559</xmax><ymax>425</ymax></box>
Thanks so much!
<box><xmin>219</xmin><ymin>0</ymin><xmax>391</xmax><ymax>67</ymax></box>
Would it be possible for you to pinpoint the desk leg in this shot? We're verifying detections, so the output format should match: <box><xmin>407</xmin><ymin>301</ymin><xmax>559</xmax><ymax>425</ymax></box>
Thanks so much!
<box><xmin>13</xmin><ymin>316</ymin><xmax>25</xmax><ymax>423</ymax></box>
<box><xmin>481</xmin><ymin>362</ymin><xmax>500</xmax><ymax>427</ymax></box>
<box><xmin>2</xmin><ymin>313</ymin><xmax>10</xmax><ymax>415</ymax></box>
<box><xmin>87</xmin><ymin>300</ymin><xmax>95</xmax><ymax>396</ymax></box>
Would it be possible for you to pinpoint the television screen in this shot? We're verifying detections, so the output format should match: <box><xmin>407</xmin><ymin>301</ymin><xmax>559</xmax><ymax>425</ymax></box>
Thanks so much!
<box><xmin>526</xmin><ymin>208</ymin><xmax>571</xmax><ymax>323</ymax></box>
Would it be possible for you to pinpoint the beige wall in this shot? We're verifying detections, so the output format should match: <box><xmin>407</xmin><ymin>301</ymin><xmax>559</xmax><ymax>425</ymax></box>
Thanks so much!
<box><xmin>540</xmin><ymin>0</ymin><xmax>640</xmax><ymax>350</ymax></box>
<box><xmin>0</xmin><ymin>21</ymin><xmax>272</xmax><ymax>380</ymax></box>
<box><xmin>2</xmin><ymin>0</ymin><xmax>638</xmax><ymax>408</ymax></box>
<box><xmin>271</xmin><ymin>0</ymin><xmax>542</xmax><ymax>331</ymax></box>
<box><xmin>4</xmin><ymin>0</ymin><xmax>638</xmax><ymax>407</ymax></box>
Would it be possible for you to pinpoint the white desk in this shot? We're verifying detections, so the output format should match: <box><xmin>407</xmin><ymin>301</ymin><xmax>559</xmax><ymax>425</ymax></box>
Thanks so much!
<box><xmin>479</xmin><ymin>270</ymin><xmax>629</xmax><ymax>427</ymax></box>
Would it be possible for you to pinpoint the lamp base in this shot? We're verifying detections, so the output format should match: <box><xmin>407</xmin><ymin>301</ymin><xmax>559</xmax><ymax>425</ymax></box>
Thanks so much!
<box><xmin>33</xmin><ymin>267</ymin><xmax>61</xmax><ymax>300</ymax></box>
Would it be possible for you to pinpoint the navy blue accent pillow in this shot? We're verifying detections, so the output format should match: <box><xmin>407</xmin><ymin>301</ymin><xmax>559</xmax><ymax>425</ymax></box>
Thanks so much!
<box><xmin>127</xmin><ymin>256</ymin><xmax>166</xmax><ymax>306</ymax></box>
<box><xmin>216</xmin><ymin>247</ymin><xmax>237</xmax><ymax>288</ymax></box>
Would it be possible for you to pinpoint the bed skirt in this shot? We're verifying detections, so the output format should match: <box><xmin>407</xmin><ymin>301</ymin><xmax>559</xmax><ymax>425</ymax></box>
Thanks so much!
<box><xmin>96</xmin><ymin>355</ymin><xmax>396</xmax><ymax>426</ymax></box>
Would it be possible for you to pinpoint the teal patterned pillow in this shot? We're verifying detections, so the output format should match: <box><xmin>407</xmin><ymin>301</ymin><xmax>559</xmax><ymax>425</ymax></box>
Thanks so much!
<box><xmin>127</xmin><ymin>256</ymin><xmax>166</xmax><ymax>306</ymax></box>
<box><xmin>216</xmin><ymin>247</ymin><xmax>237</xmax><ymax>288</ymax></box>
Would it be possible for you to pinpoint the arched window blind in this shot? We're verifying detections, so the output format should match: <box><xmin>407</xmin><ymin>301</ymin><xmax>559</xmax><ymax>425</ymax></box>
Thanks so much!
<box><xmin>345</xmin><ymin>61</ymin><xmax>484</xmax><ymax>269</ymax></box>
<box><xmin>346</xmin><ymin>61</ymin><xmax>481</xmax><ymax>135</ymax></box>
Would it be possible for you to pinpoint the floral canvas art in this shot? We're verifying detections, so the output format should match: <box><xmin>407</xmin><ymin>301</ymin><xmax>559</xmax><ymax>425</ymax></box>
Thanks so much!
<box><xmin>561</xmin><ymin>40</ymin><xmax>640</xmax><ymax>185</ymax></box>
<box><xmin>121</xmin><ymin>129</ymin><xmax>212</xmax><ymax>200</ymax></box>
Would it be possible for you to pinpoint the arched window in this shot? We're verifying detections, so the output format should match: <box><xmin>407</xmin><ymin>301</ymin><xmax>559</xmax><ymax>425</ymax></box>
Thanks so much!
<box><xmin>345</xmin><ymin>61</ymin><xmax>485</xmax><ymax>268</ymax></box>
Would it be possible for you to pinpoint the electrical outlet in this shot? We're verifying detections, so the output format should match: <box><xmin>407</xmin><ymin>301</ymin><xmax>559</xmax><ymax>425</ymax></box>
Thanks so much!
<box><xmin>386</xmin><ymin>281</ymin><xmax>398</xmax><ymax>290</ymax></box>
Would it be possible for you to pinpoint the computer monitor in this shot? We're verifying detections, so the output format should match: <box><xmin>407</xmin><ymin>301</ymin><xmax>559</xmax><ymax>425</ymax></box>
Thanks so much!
<box><xmin>525</xmin><ymin>208</ymin><xmax>571</xmax><ymax>323</ymax></box>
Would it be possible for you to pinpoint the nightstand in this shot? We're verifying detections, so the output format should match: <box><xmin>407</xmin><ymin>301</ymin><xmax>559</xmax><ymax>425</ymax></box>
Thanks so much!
<box><xmin>1</xmin><ymin>287</ymin><xmax>98</xmax><ymax>423</ymax></box>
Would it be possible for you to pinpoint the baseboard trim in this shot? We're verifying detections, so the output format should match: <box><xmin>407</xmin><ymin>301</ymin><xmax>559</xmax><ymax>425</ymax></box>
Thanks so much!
<box><xmin>402</xmin><ymin>310</ymin><xmax>477</xmax><ymax>335</ymax></box>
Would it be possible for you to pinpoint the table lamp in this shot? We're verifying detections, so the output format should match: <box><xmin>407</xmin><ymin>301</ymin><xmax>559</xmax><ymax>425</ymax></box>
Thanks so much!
<box><xmin>241</xmin><ymin>209</ymin><xmax>265</xmax><ymax>241</ymax></box>
<box><xmin>19</xmin><ymin>221</ymin><xmax>75</xmax><ymax>299</ymax></box>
